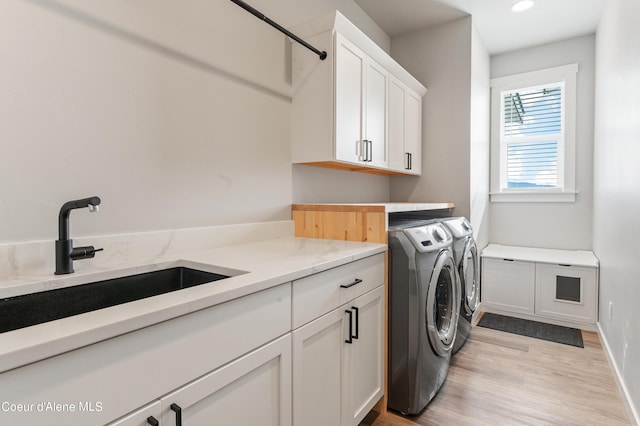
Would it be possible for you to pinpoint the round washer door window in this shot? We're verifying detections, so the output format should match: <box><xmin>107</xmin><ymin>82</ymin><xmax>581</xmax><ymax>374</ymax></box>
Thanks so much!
<box><xmin>426</xmin><ymin>249</ymin><xmax>460</xmax><ymax>357</ymax></box>
<box><xmin>461</xmin><ymin>238</ymin><xmax>479</xmax><ymax>315</ymax></box>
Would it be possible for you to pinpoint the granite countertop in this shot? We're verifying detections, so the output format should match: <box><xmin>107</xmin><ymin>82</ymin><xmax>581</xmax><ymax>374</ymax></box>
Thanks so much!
<box><xmin>0</xmin><ymin>235</ymin><xmax>386</xmax><ymax>374</ymax></box>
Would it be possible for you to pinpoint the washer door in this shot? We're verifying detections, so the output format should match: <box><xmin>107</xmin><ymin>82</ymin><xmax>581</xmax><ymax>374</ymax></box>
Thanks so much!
<box><xmin>461</xmin><ymin>238</ymin><xmax>479</xmax><ymax>316</ymax></box>
<box><xmin>425</xmin><ymin>249</ymin><xmax>460</xmax><ymax>357</ymax></box>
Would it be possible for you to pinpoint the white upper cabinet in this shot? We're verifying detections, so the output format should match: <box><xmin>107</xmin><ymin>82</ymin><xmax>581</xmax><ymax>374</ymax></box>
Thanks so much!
<box><xmin>364</xmin><ymin>57</ymin><xmax>389</xmax><ymax>168</ymax></box>
<box><xmin>335</xmin><ymin>34</ymin><xmax>388</xmax><ymax>168</ymax></box>
<box><xmin>388</xmin><ymin>76</ymin><xmax>422</xmax><ymax>175</ymax></box>
<box><xmin>335</xmin><ymin>34</ymin><xmax>366</xmax><ymax>164</ymax></box>
<box><xmin>291</xmin><ymin>11</ymin><xmax>425</xmax><ymax>175</ymax></box>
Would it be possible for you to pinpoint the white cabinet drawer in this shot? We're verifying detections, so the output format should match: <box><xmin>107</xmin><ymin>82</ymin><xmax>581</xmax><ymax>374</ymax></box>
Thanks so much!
<box><xmin>535</xmin><ymin>263</ymin><xmax>598</xmax><ymax>324</ymax></box>
<box><xmin>292</xmin><ymin>253</ymin><xmax>384</xmax><ymax>329</ymax></box>
<box><xmin>482</xmin><ymin>257</ymin><xmax>535</xmax><ymax>315</ymax></box>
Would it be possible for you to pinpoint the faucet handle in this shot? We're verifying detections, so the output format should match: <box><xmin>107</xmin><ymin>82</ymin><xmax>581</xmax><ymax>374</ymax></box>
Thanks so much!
<box><xmin>70</xmin><ymin>246</ymin><xmax>103</xmax><ymax>260</ymax></box>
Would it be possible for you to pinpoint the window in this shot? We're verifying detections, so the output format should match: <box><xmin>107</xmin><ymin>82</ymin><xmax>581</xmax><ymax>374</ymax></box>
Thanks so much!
<box><xmin>490</xmin><ymin>64</ymin><xmax>578</xmax><ymax>202</ymax></box>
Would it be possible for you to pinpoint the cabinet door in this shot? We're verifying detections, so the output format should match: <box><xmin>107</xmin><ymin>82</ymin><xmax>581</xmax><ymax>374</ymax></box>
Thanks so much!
<box><xmin>292</xmin><ymin>306</ymin><xmax>347</xmax><ymax>426</ymax></box>
<box><xmin>335</xmin><ymin>33</ymin><xmax>365</xmax><ymax>164</ymax></box>
<box><xmin>482</xmin><ymin>258</ymin><xmax>535</xmax><ymax>315</ymax></box>
<box><xmin>161</xmin><ymin>335</ymin><xmax>291</xmax><ymax>426</ymax></box>
<box><xmin>388</xmin><ymin>76</ymin><xmax>422</xmax><ymax>174</ymax></box>
<box><xmin>388</xmin><ymin>77</ymin><xmax>406</xmax><ymax>171</ymax></box>
<box><xmin>535</xmin><ymin>263</ymin><xmax>597</xmax><ymax>324</ymax></box>
<box><xmin>404</xmin><ymin>89</ymin><xmax>422</xmax><ymax>175</ymax></box>
<box><xmin>108</xmin><ymin>401</ymin><xmax>161</xmax><ymax>426</ymax></box>
<box><xmin>364</xmin><ymin>59</ymin><xmax>388</xmax><ymax>168</ymax></box>
<box><xmin>344</xmin><ymin>286</ymin><xmax>384</xmax><ymax>426</ymax></box>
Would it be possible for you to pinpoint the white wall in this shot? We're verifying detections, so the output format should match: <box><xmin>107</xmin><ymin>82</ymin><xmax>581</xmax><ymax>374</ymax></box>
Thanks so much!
<box><xmin>489</xmin><ymin>35</ymin><xmax>595</xmax><ymax>250</ymax></box>
<box><xmin>292</xmin><ymin>165</ymin><xmax>390</xmax><ymax>203</ymax></box>
<box><xmin>389</xmin><ymin>17</ymin><xmax>473</xmax><ymax>218</ymax></box>
<box><xmin>469</xmin><ymin>24</ymin><xmax>491</xmax><ymax>250</ymax></box>
<box><xmin>0</xmin><ymin>0</ymin><xmax>292</xmax><ymax>243</ymax></box>
<box><xmin>594</xmin><ymin>0</ymin><xmax>640</xmax><ymax>421</ymax></box>
<box><xmin>0</xmin><ymin>0</ymin><xmax>388</xmax><ymax>243</ymax></box>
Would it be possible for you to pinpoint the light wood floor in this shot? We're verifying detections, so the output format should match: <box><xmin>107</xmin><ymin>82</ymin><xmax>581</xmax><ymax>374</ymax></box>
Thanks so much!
<box><xmin>362</xmin><ymin>325</ymin><xmax>630</xmax><ymax>426</ymax></box>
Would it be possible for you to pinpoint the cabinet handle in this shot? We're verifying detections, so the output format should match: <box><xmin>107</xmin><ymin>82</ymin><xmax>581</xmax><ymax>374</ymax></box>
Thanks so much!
<box><xmin>360</xmin><ymin>140</ymin><xmax>368</xmax><ymax>162</ymax></box>
<box><xmin>352</xmin><ymin>306</ymin><xmax>359</xmax><ymax>339</ymax></box>
<box><xmin>147</xmin><ymin>416</ymin><xmax>159</xmax><ymax>426</ymax></box>
<box><xmin>170</xmin><ymin>403</ymin><xmax>182</xmax><ymax>426</ymax></box>
<box><xmin>503</xmin><ymin>258</ymin><xmax>514</xmax><ymax>262</ymax></box>
<box><xmin>340</xmin><ymin>278</ymin><xmax>362</xmax><ymax>289</ymax></box>
<box><xmin>362</xmin><ymin>140</ymin><xmax>371</xmax><ymax>162</ymax></box>
<box><xmin>362</xmin><ymin>140</ymin><xmax>372</xmax><ymax>162</ymax></box>
<box><xmin>559</xmin><ymin>264</ymin><xmax>572</xmax><ymax>267</ymax></box>
<box><xmin>345</xmin><ymin>310</ymin><xmax>353</xmax><ymax>344</ymax></box>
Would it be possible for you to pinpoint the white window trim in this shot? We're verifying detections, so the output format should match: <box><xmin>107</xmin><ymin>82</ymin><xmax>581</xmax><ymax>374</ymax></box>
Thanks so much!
<box><xmin>490</xmin><ymin>64</ymin><xmax>578</xmax><ymax>203</ymax></box>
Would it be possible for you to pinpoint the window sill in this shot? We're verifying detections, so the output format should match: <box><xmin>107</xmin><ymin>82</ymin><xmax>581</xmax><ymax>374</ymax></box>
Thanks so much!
<box><xmin>490</xmin><ymin>191</ymin><xmax>577</xmax><ymax>203</ymax></box>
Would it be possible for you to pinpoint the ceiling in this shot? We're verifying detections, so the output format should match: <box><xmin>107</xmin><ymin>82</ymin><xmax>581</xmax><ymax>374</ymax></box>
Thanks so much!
<box><xmin>353</xmin><ymin>0</ymin><xmax>605</xmax><ymax>54</ymax></box>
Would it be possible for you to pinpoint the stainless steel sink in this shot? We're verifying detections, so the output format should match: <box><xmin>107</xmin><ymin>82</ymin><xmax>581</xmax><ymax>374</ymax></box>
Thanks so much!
<box><xmin>1</xmin><ymin>267</ymin><xmax>232</xmax><ymax>334</ymax></box>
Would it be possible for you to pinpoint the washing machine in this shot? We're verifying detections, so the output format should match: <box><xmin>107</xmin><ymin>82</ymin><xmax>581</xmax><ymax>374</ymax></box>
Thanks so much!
<box><xmin>440</xmin><ymin>217</ymin><xmax>479</xmax><ymax>353</ymax></box>
<box><xmin>387</xmin><ymin>219</ymin><xmax>461</xmax><ymax>415</ymax></box>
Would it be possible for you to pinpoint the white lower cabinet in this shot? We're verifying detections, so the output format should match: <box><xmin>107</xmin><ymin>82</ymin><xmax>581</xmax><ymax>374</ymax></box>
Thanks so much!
<box><xmin>0</xmin><ymin>254</ymin><xmax>386</xmax><ymax>426</ymax></box>
<box><xmin>292</xmin><ymin>285</ymin><xmax>384</xmax><ymax>426</ymax></box>
<box><xmin>481</xmin><ymin>245</ymin><xmax>599</xmax><ymax>328</ymax></box>
<box><xmin>292</xmin><ymin>303</ymin><xmax>344</xmax><ymax>426</ymax></box>
<box><xmin>343</xmin><ymin>287</ymin><xmax>385</xmax><ymax>425</ymax></box>
<box><xmin>111</xmin><ymin>335</ymin><xmax>291</xmax><ymax>426</ymax></box>
<box><xmin>481</xmin><ymin>258</ymin><xmax>536</xmax><ymax>315</ymax></box>
<box><xmin>160</xmin><ymin>335</ymin><xmax>291</xmax><ymax>426</ymax></box>
<box><xmin>0</xmin><ymin>284</ymin><xmax>291</xmax><ymax>426</ymax></box>
<box><xmin>535</xmin><ymin>263</ymin><xmax>597</xmax><ymax>324</ymax></box>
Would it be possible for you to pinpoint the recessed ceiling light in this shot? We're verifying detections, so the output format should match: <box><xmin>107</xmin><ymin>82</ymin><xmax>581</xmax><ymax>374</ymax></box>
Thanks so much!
<box><xmin>511</xmin><ymin>0</ymin><xmax>535</xmax><ymax>13</ymax></box>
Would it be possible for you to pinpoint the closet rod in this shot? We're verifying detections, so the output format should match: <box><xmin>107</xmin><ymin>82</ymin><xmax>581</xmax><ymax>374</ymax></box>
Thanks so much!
<box><xmin>230</xmin><ymin>0</ymin><xmax>327</xmax><ymax>60</ymax></box>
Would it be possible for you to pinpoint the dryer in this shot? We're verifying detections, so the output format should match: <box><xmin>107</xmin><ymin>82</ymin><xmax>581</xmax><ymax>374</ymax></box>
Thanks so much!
<box><xmin>388</xmin><ymin>220</ymin><xmax>461</xmax><ymax>415</ymax></box>
<box><xmin>440</xmin><ymin>217</ymin><xmax>479</xmax><ymax>353</ymax></box>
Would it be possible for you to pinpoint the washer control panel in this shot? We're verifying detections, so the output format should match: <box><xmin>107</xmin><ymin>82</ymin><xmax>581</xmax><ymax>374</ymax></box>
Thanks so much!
<box><xmin>442</xmin><ymin>217</ymin><xmax>474</xmax><ymax>239</ymax></box>
<box><xmin>404</xmin><ymin>223</ymin><xmax>453</xmax><ymax>253</ymax></box>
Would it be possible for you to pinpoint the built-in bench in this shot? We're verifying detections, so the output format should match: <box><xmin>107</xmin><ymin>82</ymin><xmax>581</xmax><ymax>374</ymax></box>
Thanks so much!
<box><xmin>481</xmin><ymin>244</ymin><xmax>599</xmax><ymax>330</ymax></box>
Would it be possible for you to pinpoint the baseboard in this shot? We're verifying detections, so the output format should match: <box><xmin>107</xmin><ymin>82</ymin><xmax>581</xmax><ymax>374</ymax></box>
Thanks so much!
<box><xmin>597</xmin><ymin>322</ymin><xmax>640</xmax><ymax>426</ymax></box>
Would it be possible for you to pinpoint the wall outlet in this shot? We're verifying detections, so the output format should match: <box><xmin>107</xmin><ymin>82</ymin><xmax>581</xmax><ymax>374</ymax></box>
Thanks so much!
<box><xmin>608</xmin><ymin>301</ymin><xmax>613</xmax><ymax>321</ymax></box>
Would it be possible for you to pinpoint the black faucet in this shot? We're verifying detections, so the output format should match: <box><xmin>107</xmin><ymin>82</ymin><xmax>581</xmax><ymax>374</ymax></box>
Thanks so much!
<box><xmin>55</xmin><ymin>196</ymin><xmax>104</xmax><ymax>275</ymax></box>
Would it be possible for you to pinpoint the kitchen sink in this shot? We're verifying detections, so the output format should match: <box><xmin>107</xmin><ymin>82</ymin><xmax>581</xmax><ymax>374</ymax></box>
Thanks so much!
<box><xmin>0</xmin><ymin>266</ymin><xmax>232</xmax><ymax>334</ymax></box>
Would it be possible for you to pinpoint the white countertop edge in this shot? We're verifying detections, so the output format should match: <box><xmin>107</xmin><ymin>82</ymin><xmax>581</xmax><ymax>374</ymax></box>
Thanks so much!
<box><xmin>0</xmin><ymin>236</ymin><xmax>386</xmax><ymax>373</ymax></box>
<box><xmin>481</xmin><ymin>244</ymin><xmax>599</xmax><ymax>267</ymax></box>
<box><xmin>384</xmin><ymin>203</ymin><xmax>454</xmax><ymax>213</ymax></box>
<box><xmin>293</xmin><ymin>202</ymin><xmax>454</xmax><ymax>212</ymax></box>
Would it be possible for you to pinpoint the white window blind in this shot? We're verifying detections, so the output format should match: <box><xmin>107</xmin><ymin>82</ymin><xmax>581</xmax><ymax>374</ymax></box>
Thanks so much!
<box><xmin>501</xmin><ymin>83</ymin><xmax>565</xmax><ymax>190</ymax></box>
